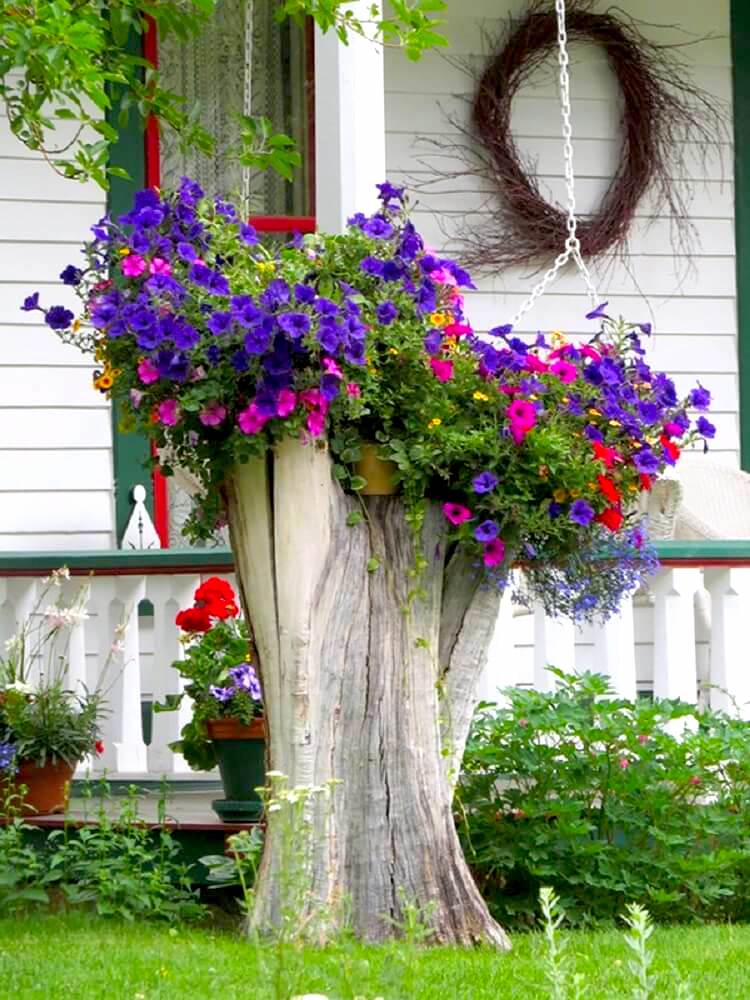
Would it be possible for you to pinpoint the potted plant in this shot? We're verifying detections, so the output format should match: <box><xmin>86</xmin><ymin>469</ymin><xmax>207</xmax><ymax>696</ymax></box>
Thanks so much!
<box><xmin>156</xmin><ymin>577</ymin><xmax>264</xmax><ymax>822</ymax></box>
<box><xmin>0</xmin><ymin>569</ymin><xmax>108</xmax><ymax>814</ymax></box>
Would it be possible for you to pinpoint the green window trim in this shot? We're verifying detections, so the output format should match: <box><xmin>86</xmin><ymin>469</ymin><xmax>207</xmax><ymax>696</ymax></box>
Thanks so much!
<box><xmin>732</xmin><ymin>0</ymin><xmax>750</xmax><ymax>470</ymax></box>
<box><xmin>107</xmin><ymin>35</ymin><xmax>155</xmax><ymax>545</ymax></box>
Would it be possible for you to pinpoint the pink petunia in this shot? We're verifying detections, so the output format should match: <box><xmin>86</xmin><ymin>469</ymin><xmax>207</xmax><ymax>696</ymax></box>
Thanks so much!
<box><xmin>524</xmin><ymin>355</ymin><xmax>549</xmax><ymax>374</ymax></box>
<box><xmin>149</xmin><ymin>257</ymin><xmax>172</xmax><ymax>276</ymax></box>
<box><xmin>442</xmin><ymin>503</ymin><xmax>472</xmax><ymax>526</ymax></box>
<box><xmin>430</xmin><ymin>358</ymin><xmax>454</xmax><ymax>383</ymax></box>
<box><xmin>199</xmin><ymin>402</ymin><xmax>227</xmax><ymax>427</ymax></box>
<box><xmin>121</xmin><ymin>254</ymin><xmax>147</xmax><ymax>278</ymax></box>
<box><xmin>429</xmin><ymin>266</ymin><xmax>457</xmax><ymax>286</ymax></box>
<box><xmin>237</xmin><ymin>402</ymin><xmax>268</xmax><ymax>435</ymax></box>
<box><xmin>276</xmin><ymin>388</ymin><xmax>297</xmax><ymax>417</ymax></box>
<box><xmin>444</xmin><ymin>322</ymin><xmax>472</xmax><ymax>338</ymax></box>
<box><xmin>483</xmin><ymin>538</ymin><xmax>505</xmax><ymax>567</ymax></box>
<box><xmin>507</xmin><ymin>399</ymin><xmax>537</xmax><ymax>428</ymax></box>
<box><xmin>346</xmin><ymin>382</ymin><xmax>361</xmax><ymax>398</ymax></box>
<box><xmin>322</xmin><ymin>357</ymin><xmax>343</xmax><ymax>379</ymax></box>
<box><xmin>663</xmin><ymin>422</ymin><xmax>683</xmax><ymax>438</ymax></box>
<box><xmin>137</xmin><ymin>358</ymin><xmax>159</xmax><ymax>385</ymax></box>
<box><xmin>157</xmin><ymin>399</ymin><xmax>179</xmax><ymax>427</ymax></box>
<box><xmin>550</xmin><ymin>360</ymin><xmax>578</xmax><ymax>384</ymax></box>
<box><xmin>307</xmin><ymin>410</ymin><xmax>326</xmax><ymax>437</ymax></box>
<box><xmin>580</xmin><ymin>345</ymin><xmax>602</xmax><ymax>362</ymax></box>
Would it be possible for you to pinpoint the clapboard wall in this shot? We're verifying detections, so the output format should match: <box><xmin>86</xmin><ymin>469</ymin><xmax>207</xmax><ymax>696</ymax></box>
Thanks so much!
<box><xmin>0</xmin><ymin>111</ymin><xmax>114</xmax><ymax>550</ymax></box>
<box><xmin>385</xmin><ymin>0</ymin><xmax>738</xmax><ymax>466</ymax></box>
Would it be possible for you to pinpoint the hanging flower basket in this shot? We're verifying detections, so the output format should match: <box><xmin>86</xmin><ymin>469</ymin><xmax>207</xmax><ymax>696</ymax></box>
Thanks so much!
<box><xmin>354</xmin><ymin>444</ymin><xmax>399</xmax><ymax>496</ymax></box>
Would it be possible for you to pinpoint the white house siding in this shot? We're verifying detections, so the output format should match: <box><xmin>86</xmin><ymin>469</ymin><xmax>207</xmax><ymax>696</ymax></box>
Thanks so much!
<box><xmin>385</xmin><ymin>0</ymin><xmax>738</xmax><ymax>467</ymax></box>
<box><xmin>0</xmin><ymin>112</ymin><xmax>114</xmax><ymax>551</ymax></box>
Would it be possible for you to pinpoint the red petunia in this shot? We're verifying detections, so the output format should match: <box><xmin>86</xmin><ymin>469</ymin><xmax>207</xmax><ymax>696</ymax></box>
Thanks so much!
<box><xmin>596</xmin><ymin>507</ymin><xmax>624</xmax><ymax>532</ymax></box>
<box><xmin>639</xmin><ymin>473</ymin><xmax>653</xmax><ymax>492</ymax></box>
<box><xmin>660</xmin><ymin>435</ymin><xmax>681</xmax><ymax>462</ymax></box>
<box><xmin>596</xmin><ymin>475</ymin><xmax>621</xmax><ymax>505</ymax></box>
<box><xmin>175</xmin><ymin>606</ymin><xmax>213</xmax><ymax>633</ymax></box>
<box><xmin>94</xmin><ymin>740</ymin><xmax>104</xmax><ymax>755</ymax></box>
<box><xmin>592</xmin><ymin>442</ymin><xmax>618</xmax><ymax>468</ymax></box>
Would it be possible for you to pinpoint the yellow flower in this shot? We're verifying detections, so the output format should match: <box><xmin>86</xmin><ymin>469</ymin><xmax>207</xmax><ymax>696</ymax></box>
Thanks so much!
<box><xmin>429</xmin><ymin>311</ymin><xmax>451</xmax><ymax>328</ymax></box>
<box><xmin>257</xmin><ymin>261</ymin><xmax>275</xmax><ymax>276</ymax></box>
<box><xmin>473</xmin><ymin>390</ymin><xmax>489</xmax><ymax>402</ymax></box>
<box><xmin>388</xmin><ymin>347</ymin><xmax>399</xmax><ymax>356</ymax></box>
<box><xmin>93</xmin><ymin>371</ymin><xmax>113</xmax><ymax>392</ymax></box>
<box><xmin>609</xmin><ymin>419</ymin><xmax>621</xmax><ymax>427</ymax></box>
<box><xmin>588</xmin><ymin>408</ymin><xmax>600</xmax><ymax>418</ymax></box>
<box><xmin>428</xmin><ymin>418</ymin><xmax>442</xmax><ymax>429</ymax></box>
<box><xmin>570</xmin><ymin>488</ymin><xmax>581</xmax><ymax>499</ymax></box>
<box><xmin>72</xmin><ymin>318</ymin><xmax>81</xmax><ymax>333</ymax></box>
<box><xmin>118</xmin><ymin>247</ymin><xmax>130</xmax><ymax>256</ymax></box>
<box><xmin>553</xmin><ymin>488</ymin><xmax>567</xmax><ymax>503</ymax></box>
<box><xmin>627</xmin><ymin>484</ymin><xmax>638</xmax><ymax>493</ymax></box>
<box><xmin>550</xmin><ymin>330</ymin><xmax>567</xmax><ymax>346</ymax></box>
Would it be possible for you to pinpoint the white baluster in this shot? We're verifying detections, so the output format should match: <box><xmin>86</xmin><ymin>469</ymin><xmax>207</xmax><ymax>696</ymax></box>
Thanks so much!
<box><xmin>704</xmin><ymin>568</ymin><xmax>750</xmax><ymax>717</ymax></box>
<box><xmin>146</xmin><ymin>575</ymin><xmax>201</xmax><ymax>776</ymax></box>
<box><xmin>478</xmin><ymin>588</ymin><xmax>516</xmax><ymax>704</ymax></box>
<box><xmin>6</xmin><ymin>578</ymin><xmax>40</xmax><ymax>683</ymax></box>
<box><xmin>533</xmin><ymin>606</ymin><xmax>575</xmax><ymax>693</ymax></box>
<box><xmin>93</xmin><ymin>576</ymin><xmax>148</xmax><ymax>774</ymax></box>
<box><xmin>651</xmin><ymin>567</ymin><xmax>701</xmax><ymax>704</ymax></box>
<box><xmin>591</xmin><ymin>591</ymin><xmax>637</xmax><ymax>699</ymax></box>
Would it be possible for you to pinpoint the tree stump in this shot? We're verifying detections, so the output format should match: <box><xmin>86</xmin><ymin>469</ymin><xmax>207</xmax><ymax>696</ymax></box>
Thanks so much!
<box><xmin>226</xmin><ymin>437</ymin><xmax>509</xmax><ymax>947</ymax></box>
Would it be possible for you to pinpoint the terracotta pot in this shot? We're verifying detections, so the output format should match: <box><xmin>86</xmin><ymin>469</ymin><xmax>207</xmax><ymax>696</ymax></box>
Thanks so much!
<box><xmin>354</xmin><ymin>443</ymin><xmax>399</xmax><ymax>496</ymax></box>
<box><xmin>206</xmin><ymin>717</ymin><xmax>265</xmax><ymax>741</ymax></box>
<box><xmin>15</xmin><ymin>758</ymin><xmax>75</xmax><ymax>815</ymax></box>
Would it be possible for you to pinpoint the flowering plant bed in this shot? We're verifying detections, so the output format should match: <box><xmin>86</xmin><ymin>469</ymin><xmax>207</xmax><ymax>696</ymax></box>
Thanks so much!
<box><xmin>155</xmin><ymin>577</ymin><xmax>262</xmax><ymax>772</ymax></box>
<box><xmin>35</xmin><ymin>179</ymin><xmax>712</xmax><ymax>619</ymax></box>
<box><xmin>0</xmin><ymin>570</ymin><xmax>108</xmax><ymax>813</ymax></box>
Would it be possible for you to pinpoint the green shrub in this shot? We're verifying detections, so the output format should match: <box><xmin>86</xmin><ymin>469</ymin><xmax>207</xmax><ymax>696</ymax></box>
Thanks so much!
<box><xmin>458</xmin><ymin>670</ymin><xmax>750</xmax><ymax>929</ymax></box>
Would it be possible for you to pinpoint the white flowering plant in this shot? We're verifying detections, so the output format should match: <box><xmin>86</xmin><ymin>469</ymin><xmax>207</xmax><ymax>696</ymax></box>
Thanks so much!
<box><xmin>0</xmin><ymin>569</ymin><xmax>114</xmax><ymax>770</ymax></box>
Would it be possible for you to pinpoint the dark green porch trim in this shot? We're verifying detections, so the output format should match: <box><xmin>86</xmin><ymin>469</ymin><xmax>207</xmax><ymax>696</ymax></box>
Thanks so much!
<box><xmin>107</xmin><ymin>33</ymin><xmax>154</xmax><ymax>543</ymax></box>
<box><xmin>732</xmin><ymin>0</ymin><xmax>750</xmax><ymax>470</ymax></box>
<box><xmin>2</xmin><ymin>542</ymin><xmax>750</xmax><ymax>575</ymax></box>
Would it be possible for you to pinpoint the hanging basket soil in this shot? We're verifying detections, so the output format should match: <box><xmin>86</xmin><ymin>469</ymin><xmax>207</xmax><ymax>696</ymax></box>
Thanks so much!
<box><xmin>207</xmin><ymin>716</ymin><xmax>265</xmax><ymax>823</ymax></box>
<box><xmin>354</xmin><ymin>444</ymin><xmax>399</xmax><ymax>496</ymax></box>
<box><xmin>14</xmin><ymin>758</ymin><xmax>75</xmax><ymax>815</ymax></box>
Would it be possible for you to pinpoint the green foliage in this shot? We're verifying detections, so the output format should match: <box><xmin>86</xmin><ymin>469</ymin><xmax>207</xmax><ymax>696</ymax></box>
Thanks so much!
<box><xmin>46</xmin><ymin>782</ymin><xmax>204</xmax><ymax>922</ymax></box>
<box><xmin>0</xmin><ymin>684</ymin><xmax>102</xmax><ymax>769</ymax></box>
<box><xmin>0</xmin><ymin>0</ymin><xmax>446</xmax><ymax>187</ymax></box>
<box><xmin>459</xmin><ymin>670</ymin><xmax>750</xmax><ymax>929</ymax></box>
<box><xmin>0</xmin><ymin>782</ymin><xmax>53</xmax><ymax>912</ymax></box>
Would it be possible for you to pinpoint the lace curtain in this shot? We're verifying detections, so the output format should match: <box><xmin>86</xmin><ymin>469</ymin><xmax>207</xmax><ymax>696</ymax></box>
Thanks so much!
<box><xmin>158</xmin><ymin>0</ymin><xmax>310</xmax><ymax>546</ymax></box>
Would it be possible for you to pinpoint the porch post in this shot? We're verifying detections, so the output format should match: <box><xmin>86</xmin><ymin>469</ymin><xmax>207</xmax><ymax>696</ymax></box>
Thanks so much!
<box><xmin>314</xmin><ymin>2</ymin><xmax>386</xmax><ymax>233</ymax></box>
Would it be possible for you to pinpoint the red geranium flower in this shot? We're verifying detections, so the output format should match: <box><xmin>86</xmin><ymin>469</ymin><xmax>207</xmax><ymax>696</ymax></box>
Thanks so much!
<box><xmin>596</xmin><ymin>475</ymin><xmax>621</xmax><ymax>505</ymax></box>
<box><xmin>175</xmin><ymin>606</ymin><xmax>213</xmax><ymax>632</ymax></box>
<box><xmin>95</xmin><ymin>740</ymin><xmax>104</xmax><ymax>755</ymax></box>
<box><xmin>195</xmin><ymin>577</ymin><xmax>235</xmax><ymax>604</ymax></box>
<box><xmin>596</xmin><ymin>507</ymin><xmax>624</xmax><ymax>532</ymax></box>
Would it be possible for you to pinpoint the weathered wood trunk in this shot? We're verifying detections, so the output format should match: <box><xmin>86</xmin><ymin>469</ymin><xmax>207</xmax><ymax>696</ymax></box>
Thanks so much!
<box><xmin>225</xmin><ymin>437</ymin><xmax>508</xmax><ymax>947</ymax></box>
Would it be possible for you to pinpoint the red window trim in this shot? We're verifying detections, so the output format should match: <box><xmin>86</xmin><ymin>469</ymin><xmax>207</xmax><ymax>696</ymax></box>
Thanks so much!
<box><xmin>142</xmin><ymin>16</ymin><xmax>316</xmax><ymax>546</ymax></box>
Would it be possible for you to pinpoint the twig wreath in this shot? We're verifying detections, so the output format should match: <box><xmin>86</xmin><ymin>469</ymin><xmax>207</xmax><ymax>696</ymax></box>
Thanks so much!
<box><xmin>457</xmin><ymin>0</ymin><xmax>725</xmax><ymax>271</ymax></box>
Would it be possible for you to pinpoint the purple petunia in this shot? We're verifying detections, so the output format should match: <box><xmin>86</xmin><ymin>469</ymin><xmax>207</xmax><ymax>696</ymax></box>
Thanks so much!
<box><xmin>60</xmin><ymin>264</ymin><xmax>83</xmax><ymax>286</ymax></box>
<box><xmin>585</xmin><ymin>301</ymin><xmax>610</xmax><ymax>321</ymax></box>
<box><xmin>209</xmin><ymin>685</ymin><xmax>235</xmax><ymax>703</ymax></box>
<box><xmin>207</xmin><ymin>311</ymin><xmax>234</xmax><ymax>336</ymax></box>
<box><xmin>690</xmin><ymin>383</ymin><xmax>712</xmax><ymax>411</ymax></box>
<box><xmin>21</xmin><ymin>292</ymin><xmax>41</xmax><ymax>312</ymax></box>
<box><xmin>45</xmin><ymin>305</ymin><xmax>74</xmax><ymax>330</ymax></box>
<box><xmin>228</xmin><ymin>662</ymin><xmax>262</xmax><ymax>701</ymax></box>
<box><xmin>473</xmin><ymin>471</ymin><xmax>499</xmax><ymax>494</ymax></box>
<box><xmin>569</xmin><ymin>499</ymin><xmax>595</xmax><ymax>526</ymax></box>
<box><xmin>475</xmin><ymin>520</ymin><xmax>500</xmax><ymax>543</ymax></box>
<box><xmin>277</xmin><ymin>312</ymin><xmax>311</xmax><ymax>340</ymax></box>
<box><xmin>363</xmin><ymin>216</ymin><xmax>394</xmax><ymax>239</ymax></box>
<box><xmin>633</xmin><ymin>448</ymin><xmax>661</xmax><ymax>475</ymax></box>
<box><xmin>423</xmin><ymin>330</ymin><xmax>443</xmax><ymax>356</ymax></box>
<box><xmin>239</xmin><ymin>222</ymin><xmax>258</xmax><ymax>245</ymax></box>
<box><xmin>697</xmin><ymin>415</ymin><xmax>716</xmax><ymax>439</ymax></box>
<box><xmin>377</xmin><ymin>301</ymin><xmax>398</xmax><ymax>326</ymax></box>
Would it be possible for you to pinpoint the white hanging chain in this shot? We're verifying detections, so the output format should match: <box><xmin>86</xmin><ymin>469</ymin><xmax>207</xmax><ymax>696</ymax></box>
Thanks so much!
<box><xmin>241</xmin><ymin>0</ymin><xmax>254</xmax><ymax>207</ymax></box>
<box><xmin>510</xmin><ymin>0</ymin><xmax>599</xmax><ymax>329</ymax></box>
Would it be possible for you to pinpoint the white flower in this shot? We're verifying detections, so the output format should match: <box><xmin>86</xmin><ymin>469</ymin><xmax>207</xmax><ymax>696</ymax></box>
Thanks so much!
<box><xmin>4</xmin><ymin>681</ymin><xmax>34</xmax><ymax>695</ymax></box>
<box><xmin>4</xmin><ymin>635</ymin><xmax>20</xmax><ymax>655</ymax></box>
<box><xmin>110</xmin><ymin>640</ymin><xmax>125</xmax><ymax>655</ymax></box>
<box><xmin>43</xmin><ymin>606</ymin><xmax>89</xmax><ymax>629</ymax></box>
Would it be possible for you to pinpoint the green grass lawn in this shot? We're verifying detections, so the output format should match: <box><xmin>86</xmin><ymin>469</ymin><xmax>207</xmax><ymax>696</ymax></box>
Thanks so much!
<box><xmin>1</xmin><ymin>913</ymin><xmax>749</xmax><ymax>999</ymax></box>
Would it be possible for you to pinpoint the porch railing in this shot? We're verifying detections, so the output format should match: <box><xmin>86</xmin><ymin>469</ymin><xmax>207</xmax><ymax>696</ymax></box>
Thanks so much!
<box><xmin>1</xmin><ymin>542</ymin><xmax>749</xmax><ymax>780</ymax></box>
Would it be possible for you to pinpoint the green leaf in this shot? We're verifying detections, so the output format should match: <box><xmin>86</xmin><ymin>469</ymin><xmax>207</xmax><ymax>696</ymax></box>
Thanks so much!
<box><xmin>346</xmin><ymin>511</ymin><xmax>364</xmax><ymax>527</ymax></box>
<box><xmin>367</xmin><ymin>557</ymin><xmax>381</xmax><ymax>573</ymax></box>
<box><xmin>350</xmin><ymin>475</ymin><xmax>368</xmax><ymax>492</ymax></box>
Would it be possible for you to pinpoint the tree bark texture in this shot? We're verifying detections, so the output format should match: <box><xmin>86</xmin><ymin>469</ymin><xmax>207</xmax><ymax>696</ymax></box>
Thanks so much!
<box><xmin>225</xmin><ymin>437</ymin><xmax>508</xmax><ymax>947</ymax></box>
